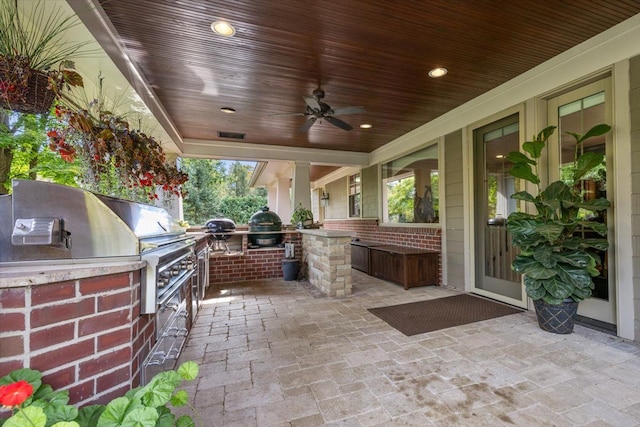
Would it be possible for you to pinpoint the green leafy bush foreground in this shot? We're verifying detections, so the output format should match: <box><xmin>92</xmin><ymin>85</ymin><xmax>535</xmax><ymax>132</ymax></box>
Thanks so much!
<box><xmin>0</xmin><ymin>361</ymin><xmax>199</xmax><ymax>427</ymax></box>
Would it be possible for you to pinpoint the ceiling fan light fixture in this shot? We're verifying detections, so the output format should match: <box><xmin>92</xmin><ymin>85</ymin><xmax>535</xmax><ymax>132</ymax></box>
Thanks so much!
<box><xmin>211</xmin><ymin>20</ymin><xmax>236</xmax><ymax>37</ymax></box>
<box><xmin>220</xmin><ymin>107</ymin><xmax>236</xmax><ymax>114</ymax></box>
<box><xmin>428</xmin><ymin>67</ymin><xmax>447</xmax><ymax>78</ymax></box>
<box><xmin>359</xmin><ymin>123</ymin><xmax>372</xmax><ymax>129</ymax></box>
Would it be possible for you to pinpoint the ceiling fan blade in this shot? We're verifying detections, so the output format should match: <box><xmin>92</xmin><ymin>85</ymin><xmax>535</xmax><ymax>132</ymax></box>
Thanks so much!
<box><xmin>298</xmin><ymin>117</ymin><xmax>317</xmax><ymax>133</ymax></box>
<box><xmin>303</xmin><ymin>96</ymin><xmax>321</xmax><ymax>112</ymax></box>
<box><xmin>270</xmin><ymin>111</ymin><xmax>306</xmax><ymax>117</ymax></box>
<box><xmin>325</xmin><ymin>116</ymin><xmax>353</xmax><ymax>131</ymax></box>
<box><xmin>330</xmin><ymin>106</ymin><xmax>366</xmax><ymax>116</ymax></box>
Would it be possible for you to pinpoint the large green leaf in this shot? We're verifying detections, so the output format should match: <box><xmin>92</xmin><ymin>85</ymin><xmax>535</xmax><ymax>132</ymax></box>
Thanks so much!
<box><xmin>506</xmin><ymin>151</ymin><xmax>535</xmax><ymax>165</ymax></box>
<box><xmin>576</xmin><ymin>198</ymin><xmax>610</xmax><ymax>212</ymax></box>
<box><xmin>555</xmin><ymin>264</ymin><xmax>593</xmax><ymax>290</ymax></box>
<box><xmin>170</xmin><ymin>390</ymin><xmax>189</xmax><ymax>407</ymax></box>
<box><xmin>4</xmin><ymin>407</ymin><xmax>47</xmax><ymax>427</ymax></box>
<box><xmin>541</xmin><ymin>181</ymin><xmax>572</xmax><ymax>202</ymax></box>
<box><xmin>535</xmin><ymin>222</ymin><xmax>564</xmax><ymax>242</ymax></box>
<box><xmin>177</xmin><ymin>362</ymin><xmax>199</xmax><ymax>381</ymax></box>
<box><xmin>97</xmin><ymin>397</ymin><xmax>143</xmax><ymax>427</ymax></box>
<box><xmin>175</xmin><ymin>415</ymin><xmax>196</xmax><ymax>427</ymax></box>
<box><xmin>573</xmin><ymin>152</ymin><xmax>605</xmax><ymax>181</ymax></box>
<box><xmin>522</xmin><ymin>139</ymin><xmax>546</xmax><ymax>160</ymax></box>
<box><xmin>44</xmin><ymin>404</ymin><xmax>78</xmax><ymax>426</ymax></box>
<box><xmin>118</xmin><ymin>407</ymin><xmax>158</xmax><ymax>427</ymax></box>
<box><xmin>532</xmin><ymin>246</ymin><xmax>556</xmax><ymax>269</ymax></box>
<box><xmin>574</xmin><ymin>124</ymin><xmax>611</xmax><ymax>144</ymax></box>
<box><xmin>140</xmin><ymin>382</ymin><xmax>174</xmax><ymax>408</ymax></box>
<box><xmin>552</xmin><ymin>251</ymin><xmax>593</xmax><ymax>268</ymax></box>
<box><xmin>512</xmin><ymin>256</ymin><xmax>557</xmax><ymax>279</ymax></box>
<box><xmin>541</xmin><ymin>275</ymin><xmax>574</xmax><ymax>300</ymax></box>
<box><xmin>579</xmin><ymin>238</ymin><xmax>609</xmax><ymax>251</ymax></box>
<box><xmin>508</xmin><ymin>162</ymin><xmax>539</xmax><ymax>184</ymax></box>
<box><xmin>75</xmin><ymin>405</ymin><xmax>105</xmax><ymax>427</ymax></box>
<box><xmin>579</xmin><ymin>221</ymin><xmax>608</xmax><ymax>236</ymax></box>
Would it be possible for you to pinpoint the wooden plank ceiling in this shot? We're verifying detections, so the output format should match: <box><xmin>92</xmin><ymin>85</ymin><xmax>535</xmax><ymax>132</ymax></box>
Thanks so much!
<box><xmin>95</xmin><ymin>0</ymin><xmax>639</xmax><ymax>159</ymax></box>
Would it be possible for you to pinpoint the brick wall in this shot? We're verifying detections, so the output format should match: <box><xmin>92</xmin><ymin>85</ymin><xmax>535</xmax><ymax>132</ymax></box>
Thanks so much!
<box><xmin>0</xmin><ymin>269</ymin><xmax>154</xmax><ymax>407</ymax></box>
<box><xmin>323</xmin><ymin>219</ymin><xmax>441</xmax><ymax>252</ymax></box>
<box><xmin>209</xmin><ymin>232</ymin><xmax>302</xmax><ymax>284</ymax></box>
<box><xmin>323</xmin><ymin>219</ymin><xmax>442</xmax><ymax>284</ymax></box>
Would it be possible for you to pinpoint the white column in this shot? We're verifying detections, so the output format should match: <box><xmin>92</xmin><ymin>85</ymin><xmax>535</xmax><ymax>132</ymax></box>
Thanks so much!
<box><xmin>291</xmin><ymin>161</ymin><xmax>311</xmax><ymax>213</ymax></box>
<box><xmin>275</xmin><ymin>176</ymin><xmax>292</xmax><ymax>223</ymax></box>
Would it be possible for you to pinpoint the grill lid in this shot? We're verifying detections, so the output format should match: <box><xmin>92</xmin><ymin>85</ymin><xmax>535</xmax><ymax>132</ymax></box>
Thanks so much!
<box><xmin>248</xmin><ymin>206</ymin><xmax>282</xmax><ymax>229</ymax></box>
<box><xmin>205</xmin><ymin>218</ymin><xmax>236</xmax><ymax>233</ymax></box>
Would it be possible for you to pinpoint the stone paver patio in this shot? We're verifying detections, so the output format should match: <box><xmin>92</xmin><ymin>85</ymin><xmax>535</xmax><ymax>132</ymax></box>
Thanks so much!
<box><xmin>177</xmin><ymin>270</ymin><xmax>640</xmax><ymax>426</ymax></box>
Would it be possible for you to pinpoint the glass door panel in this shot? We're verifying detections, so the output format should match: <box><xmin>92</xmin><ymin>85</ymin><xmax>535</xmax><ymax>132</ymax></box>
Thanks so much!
<box><xmin>472</xmin><ymin>114</ymin><xmax>526</xmax><ymax>307</ymax></box>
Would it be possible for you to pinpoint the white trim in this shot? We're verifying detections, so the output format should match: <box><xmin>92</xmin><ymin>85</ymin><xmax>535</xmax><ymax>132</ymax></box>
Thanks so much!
<box><xmin>613</xmin><ymin>59</ymin><xmax>634</xmax><ymax>340</ymax></box>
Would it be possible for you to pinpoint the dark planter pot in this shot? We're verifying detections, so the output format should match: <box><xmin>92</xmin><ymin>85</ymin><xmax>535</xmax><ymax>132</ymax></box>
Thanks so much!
<box><xmin>282</xmin><ymin>259</ymin><xmax>299</xmax><ymax>281</ymax></box>
<box><xmin>533</xmin><ymin>299</ymin><xmax>579</xmax><ymax>334</ymax></box>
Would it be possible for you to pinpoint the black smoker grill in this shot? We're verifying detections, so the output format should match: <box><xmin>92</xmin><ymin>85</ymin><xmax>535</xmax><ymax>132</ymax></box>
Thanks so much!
<box><xmin>205</xmin><ymin>218</ymin><xmax>236</xmax><ymax>252</ymax></box>
<box><xmin>248</xmin><ymin>206</ymin><xmax>283</xmax><ymax>247</ymax></box>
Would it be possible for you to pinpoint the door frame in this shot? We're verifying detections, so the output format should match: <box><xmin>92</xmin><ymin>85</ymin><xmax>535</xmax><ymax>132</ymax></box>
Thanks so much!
<box><xmin>465</xmin><ymin>105</ymin><xmax>528</xmax><ymax>309</ymax></box>
<box><xmin>545</xmin><ymin>77</ymin><xmax>616</xmax><ymax>325</ymax></box>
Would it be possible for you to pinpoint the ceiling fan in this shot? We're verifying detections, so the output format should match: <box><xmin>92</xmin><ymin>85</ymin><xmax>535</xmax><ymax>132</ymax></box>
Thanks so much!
<box><xmin>285</xmin><ymin>88</ymin><xmax>365</xmax><ymax>133</ymax></box>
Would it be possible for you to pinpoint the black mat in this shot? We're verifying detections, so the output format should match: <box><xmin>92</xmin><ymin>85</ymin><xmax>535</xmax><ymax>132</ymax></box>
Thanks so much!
<box><xmin>368</xmin><ymin>294</ymin><xmax>523</xmax><ymax>336</ymax></box>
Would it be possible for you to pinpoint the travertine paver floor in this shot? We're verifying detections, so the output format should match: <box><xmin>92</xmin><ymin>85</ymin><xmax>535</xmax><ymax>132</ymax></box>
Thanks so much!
<box><xmin>177</xmin><ymin>270</ymin><xmax>640</xmax><ymax>426</ymax></box>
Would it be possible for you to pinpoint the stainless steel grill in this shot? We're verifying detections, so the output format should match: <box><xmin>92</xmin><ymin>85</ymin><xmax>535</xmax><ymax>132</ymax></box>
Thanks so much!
<box><xmin>0</xmin><ymin>180</ymin><xmax>207</xmax><ymax>385</ymax></box>
<box><xmin>0</xmin><ymin>180</ymin><xmax>196</xmax><ymax>311</ymax></box>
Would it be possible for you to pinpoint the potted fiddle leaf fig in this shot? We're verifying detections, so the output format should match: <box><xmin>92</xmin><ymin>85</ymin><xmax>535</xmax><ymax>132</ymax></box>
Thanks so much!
<box><xmin>506</xmin><ymin>123</ymin><xmax>611</xmax><ymax>334</ymax></box>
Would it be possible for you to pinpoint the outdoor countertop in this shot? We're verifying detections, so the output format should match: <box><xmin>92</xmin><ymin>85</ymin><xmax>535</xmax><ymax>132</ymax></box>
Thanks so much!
<box><xmin>0</xmin><ymin>258</ymin><xmax>146</xmax><ymax>288</ymax></box>
<box><xmin>298</xmin><ymin>229</ymin><xmax>354</xmax><ymax>238</ymax></box>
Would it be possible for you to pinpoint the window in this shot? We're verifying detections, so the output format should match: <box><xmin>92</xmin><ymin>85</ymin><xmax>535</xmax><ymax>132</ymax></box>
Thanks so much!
<box><xmin>348</xmin><ymin>173</ymin><xmax>361</xmax><ymax>217</ymax></box>
<box><xmin>382</xmin><ymin>144</ymin><xmax>439</xmax><ymax>224</ymax></box>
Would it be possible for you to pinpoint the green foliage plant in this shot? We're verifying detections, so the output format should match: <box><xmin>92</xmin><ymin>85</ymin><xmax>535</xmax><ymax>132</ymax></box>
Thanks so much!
<box><xmin>0</xmin><ymin>361</ymin><xmax>199</xmax><ymax>427</ymax></box>
<box><xmin>506</xmin><ymin>124</ymin><xmax>611</xmax><ymax>304</ymax></box>
<box><xmin>291</xmin><ymin>202</ymin><xmax>313</xmax><ymax>227</ymax></box>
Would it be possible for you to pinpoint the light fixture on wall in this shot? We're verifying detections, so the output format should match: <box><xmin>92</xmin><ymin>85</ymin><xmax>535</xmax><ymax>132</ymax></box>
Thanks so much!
<box><xmin>320</xmin><ymin>191</ymin><xmax>330</xmax><ymax>208</ymax></box>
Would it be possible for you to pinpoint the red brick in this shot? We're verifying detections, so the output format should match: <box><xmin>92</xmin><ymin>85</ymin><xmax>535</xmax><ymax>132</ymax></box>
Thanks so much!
<box><xmin>96</xmin><ymin>366</ymin><xmax>130</xmax><ymax>391</ymax></box>
<box><xmin>80</xmin><ymin>273</ymin><xmax>130</xmax><ymax>295</ymax></box>
<box><xmin>43</xmin><ymin>366</ymin><xmax>76</xmax><ymax>390</ymax></box>
<box><xmin>0</xmin><ymin>360</ymin><xmax>25</xmax><ymax>377</ymax></box>
<box><xmin>97</xmin><ymin>327</ymin><xmax>131</xmax><ymax>351</ymax></box>
<box><xmin>0</xmin><ymin>288</ymin><xmax>26</xmax><ymax>309</ymax></box>
<box><xmin>0</xmin><ymin>335</ymin><xmax>24</xmax><ymax>358</ymax></box>
<box><xmin>79</xmin><ymin>309</ymin><xmax>129</xmax><ymax>336</ymax></box>
<box><xmin>32</xmin><ymin>281</ymin><xmax>76</xmax><ymax>306</ymax></box>
<box><xmin>83</xmin><ymin>384</ymin><xmax>130</xmax><ymax>407</ymax></box>
<box><xmin>31</xmin><ymin>323</ymin><xmax>75</xmax><ymax>351</ymax></box>
<box><xmin>31</xmin><ymin>339</ymin><xmax>94</xmax><ymax>372</ymax></box>
<box><xmin>0</xmin><ymin>312</ymin><xmax>25</xmax><ymax>332</ymax></box>
<box><xmin>65</xmin><ymin>379</ymin><xmax>95</xmax><ymax>405</ymax></box>
<box><xmin>79</xmin><ymin>347</ymin><xmax>131</xmax><ymax>379</ymax></box>
<box><xmin>31</xmin><ymin>299</ymin><xmax>94</xmax><ymax>328</ymax></box>
<box><xmin>98</xmin><ymin>291</ymin><xmax>132</xmax><ymax>312</ymax></box>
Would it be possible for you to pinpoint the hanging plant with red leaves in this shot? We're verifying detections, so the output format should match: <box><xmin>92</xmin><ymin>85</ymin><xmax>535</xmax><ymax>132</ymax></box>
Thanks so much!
<box><xmin>48</xmin><ymin>102</ymin><xmax>188</xmax><ymax>199</ymax></box>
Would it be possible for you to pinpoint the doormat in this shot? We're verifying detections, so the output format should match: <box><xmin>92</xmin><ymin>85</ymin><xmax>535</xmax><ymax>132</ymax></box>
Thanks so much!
<box><xmin>368</xmin><ymin>293</ymin><xmax>523</xmax><ymax>336</ymax></box>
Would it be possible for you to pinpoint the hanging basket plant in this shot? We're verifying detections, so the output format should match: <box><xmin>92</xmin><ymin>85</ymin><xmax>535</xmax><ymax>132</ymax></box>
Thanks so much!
<box><xmin>0</xmin><ymin>0</ymin><xmax>90</xmax><ymax>113</ymax></box>
<box><xmin>48</xmin><ymin>102</ymin><xmax>189</xmax><ymax>199</ymax></box>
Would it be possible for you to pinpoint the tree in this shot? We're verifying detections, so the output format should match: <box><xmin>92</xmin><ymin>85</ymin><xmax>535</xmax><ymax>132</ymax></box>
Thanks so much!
<box><xmin>181</xmin><ymin>158</ymin><xmax>226</xmax><ymax>224</ymax></box>
<box><xmin>386</xmin><ymin>176</ymin><xmax>415</xmax><ymax>223</ymax></box>
<box><xmin>227</xmin><ymin>161</ymin><xmax>250</xmax><ymax>197</ymax></box>
<box><xmin>0</xmin><ymin>109</ymin><xmax>77</xmax><ymax>194</ymax></box>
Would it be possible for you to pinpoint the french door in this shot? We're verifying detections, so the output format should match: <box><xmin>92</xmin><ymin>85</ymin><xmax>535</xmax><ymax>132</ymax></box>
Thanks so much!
<box><xmin>472</xmin><ymin>114</ymin><xmax>527</xmax><ymax>308</ymax></box>
<box><xmin>547</xmin><ymin>78</ymin><xmax>616</xmax><ymax>326</ymax></box>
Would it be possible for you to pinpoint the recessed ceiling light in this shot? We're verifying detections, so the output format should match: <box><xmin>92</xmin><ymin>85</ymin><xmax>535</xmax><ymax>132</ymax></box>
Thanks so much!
<box><xmin>220</xmin><ymin>107</ymin><xmax>236</xmax><ymax>114</ymax></box>
<box><xmin>428</xmin><ymin>67</ymin><xmax>447</xmax><ymax>78</ymax></box>
<box><xmin>359</xmin><ymin>123</ymin><xmax>372</xmax><ymax>129</ymax></box>
<box><xmin>211</xmin><ymin>20</ymin><xmax>235</xmax><ymax>37</ymax></box>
